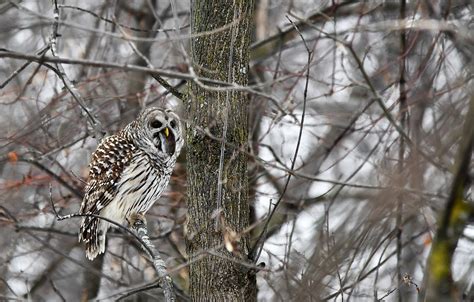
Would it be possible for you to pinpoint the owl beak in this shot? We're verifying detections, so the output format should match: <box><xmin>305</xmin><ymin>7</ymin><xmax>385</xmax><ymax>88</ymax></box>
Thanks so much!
<box><xmin>156</xmin><ymin>128</ymin><xmax>176</xmax><ymax>156</ymax></box>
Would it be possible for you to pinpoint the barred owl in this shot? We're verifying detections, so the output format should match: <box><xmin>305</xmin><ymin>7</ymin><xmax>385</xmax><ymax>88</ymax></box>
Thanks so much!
<box><xmin>79</xmin><ymin>107</ymin><xmax>183</xmax><ymax>260</ymax></box>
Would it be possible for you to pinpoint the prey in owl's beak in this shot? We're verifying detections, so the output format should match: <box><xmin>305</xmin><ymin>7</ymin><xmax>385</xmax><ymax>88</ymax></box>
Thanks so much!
<box><xmin>154</xmin><ymin>127</ymin><xmax>176</xmax><ymax>156</ymax></box>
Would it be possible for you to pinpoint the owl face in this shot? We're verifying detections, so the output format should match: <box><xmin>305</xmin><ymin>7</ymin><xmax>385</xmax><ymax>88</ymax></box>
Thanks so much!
<box><xmin>133</xmin><ymin>107</ymin><xmax>183</xmax><ymax>163</ymax></box>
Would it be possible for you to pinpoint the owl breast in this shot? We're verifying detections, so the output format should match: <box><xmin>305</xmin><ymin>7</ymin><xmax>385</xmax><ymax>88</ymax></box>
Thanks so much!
<box><xmin>101</xmin><ymin>151</ymin><xmax>172</xmax><ymax>224</ymax></box>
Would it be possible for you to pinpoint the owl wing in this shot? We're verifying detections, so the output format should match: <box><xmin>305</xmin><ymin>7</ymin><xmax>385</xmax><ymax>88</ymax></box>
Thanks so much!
<box><xmin>80</xmin><ymin>134</ymin><xmax>137</xmax><ymax>215</ymax></box>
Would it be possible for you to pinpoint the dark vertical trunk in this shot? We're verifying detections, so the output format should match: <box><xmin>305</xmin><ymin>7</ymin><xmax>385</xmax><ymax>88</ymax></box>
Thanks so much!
<box><xmin>81</xmin><ymin>254</ymin><xmax>104</xmax><ymax>302</ymax></box>
<box><xmin>421</xmin><ymin>96</ymin><xmax>474</xmax><ymax>301</ymax></box>
<box><xmin>186</xmin><ymin>0</ymin><xmax>257</xmax><ymax>301</ymax></box>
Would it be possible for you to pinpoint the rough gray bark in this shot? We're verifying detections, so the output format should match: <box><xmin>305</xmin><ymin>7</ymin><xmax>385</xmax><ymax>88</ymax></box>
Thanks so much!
<box><xmin>186</xmin><ymin>0</ymin><xmax>257</xmax><ymax>301</ymax></box>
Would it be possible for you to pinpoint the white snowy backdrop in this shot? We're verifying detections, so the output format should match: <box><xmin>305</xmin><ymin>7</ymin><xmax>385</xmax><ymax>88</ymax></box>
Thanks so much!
<box><xmin>0</xmin><ymin>1</ymin><xmax>472</xmax><ymax>301</ymax></box>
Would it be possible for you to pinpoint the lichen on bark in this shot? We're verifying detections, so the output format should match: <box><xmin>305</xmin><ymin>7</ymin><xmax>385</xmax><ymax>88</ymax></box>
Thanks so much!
<box><xmin>186</xmin><ymin>0</ymin><xmax>257</xmax><ymax>301</ymax></box>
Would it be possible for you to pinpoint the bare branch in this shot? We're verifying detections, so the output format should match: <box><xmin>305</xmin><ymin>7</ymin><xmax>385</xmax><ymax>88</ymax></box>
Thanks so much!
<box><xmin>130</xmin><ymin>214</ymin><xmax>176</xmax><ymax>302</ymax></box>
<box><xmin>50</xmin><ymin>1</ymin><xmax>105</xmax><ymax>139</ymax></box>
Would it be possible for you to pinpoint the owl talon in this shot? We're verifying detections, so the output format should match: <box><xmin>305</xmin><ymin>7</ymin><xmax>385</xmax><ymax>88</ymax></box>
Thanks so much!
<box><xmin>128</xmin><ymin>212</ymin><xmax>147</xmax><ymax>228</ymax></box>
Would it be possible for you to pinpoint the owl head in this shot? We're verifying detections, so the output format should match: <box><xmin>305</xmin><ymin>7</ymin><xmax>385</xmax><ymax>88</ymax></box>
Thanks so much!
<box><xmin>130</xmin><ymin>107</ymin><xmax>184</xmax><ymax>164</ymax></box>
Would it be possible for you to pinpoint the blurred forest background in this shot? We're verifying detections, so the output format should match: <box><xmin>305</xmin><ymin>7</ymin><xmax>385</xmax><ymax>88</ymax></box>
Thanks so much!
<box><xmin>0</xmin><ymin>0</ymin><xmax>473</xmax><ymax>301</ymax></box>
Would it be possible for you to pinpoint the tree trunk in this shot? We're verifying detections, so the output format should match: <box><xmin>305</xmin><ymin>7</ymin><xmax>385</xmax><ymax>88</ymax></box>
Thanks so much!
<box><xmin>186</xmin><ymin>0</ymin><xmax>257</xmax><ymax>301</ymax></box>
<box><xmin>421</xmin><ymin>96</ymin><xmax>474</xmax><ymax>302</ymax></box>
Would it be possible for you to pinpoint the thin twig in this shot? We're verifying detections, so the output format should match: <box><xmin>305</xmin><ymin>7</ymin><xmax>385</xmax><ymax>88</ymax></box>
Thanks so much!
<box><xmin>20</xmin><ymin>157</ymin><xmax>83</xmax><ymax>198</ymax></box>
<box><xmin>377</xmin><ymin>287</ymin><xmax>398</xmax><ymax>301</ymax></box>
<box><xmin>50</xmin><ymin>1</ymin><xmax>105</xmax><ymax>139</ymax></box>
<box><xmin>112</xmin><ymin>16</ymin><xmax>185</xmax><ymax>101</ymax></box>
<box><xmin>149</xmin><ymin>73</ymin><xmax>185</xmax><ymax>101</ymax></box>
<box><xmin>49</xmin><ymin>279</ymin><xmax>66</xmax><ymax>302</ymax></box>
<box><xmin>0</xmin><ymin>45</ymin><xmax>50</xmax><ymax>89</ymax></box>
<box><xmin>113</xmin><ymin>17</ymin><xmax>185</xmax><ymax>101</ymax></box>
<box><xmin>58</xmin><ymin>4</ymin><xmax>188</xmax><ymax>33</ymax></box>
<box><xmin>323</xmin><ymin>230</ymin><xmax>428</xmax><ymax>300</ymax></box>
<box><xmin>250</xmin><ymin>17</ymin><xmax>310</xmax><ymax>262</ymax></box>
<box><xmin>116</xmin><ymin>283</ymin><xmax>160</xmax><ymax>301</ymax></box>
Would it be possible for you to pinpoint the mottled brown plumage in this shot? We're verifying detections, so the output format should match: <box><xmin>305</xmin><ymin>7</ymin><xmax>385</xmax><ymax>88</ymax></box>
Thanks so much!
<box><xmin>79</xmin><ymin>108</ymin><xmax>183</xmax><ymax>260</ymax></box>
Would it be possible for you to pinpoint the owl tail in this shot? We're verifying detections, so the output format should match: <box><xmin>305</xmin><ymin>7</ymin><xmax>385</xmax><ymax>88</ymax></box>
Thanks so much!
<box><xmin>79</xmin><ymin>217</ymin><xmax>108</xmax><ymax>260</ymax></box>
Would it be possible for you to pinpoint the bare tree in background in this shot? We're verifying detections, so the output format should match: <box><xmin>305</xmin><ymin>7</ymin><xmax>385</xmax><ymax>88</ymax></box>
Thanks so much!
<box><xmin>0</xmin><ymin>1</ymin><xmax>473</xmax><ymax>301</ymax></box>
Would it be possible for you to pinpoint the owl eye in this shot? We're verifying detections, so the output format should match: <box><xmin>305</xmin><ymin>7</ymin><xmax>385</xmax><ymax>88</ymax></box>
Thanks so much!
<box><xmin>150</xmin><ymin>120</ymin><xmax>162</xmax><ymax>128</ymax></box>
<box><xmin>170</xmin><ymin>120</ymin><xmax>177</xmax><ymax>129</ymax></box>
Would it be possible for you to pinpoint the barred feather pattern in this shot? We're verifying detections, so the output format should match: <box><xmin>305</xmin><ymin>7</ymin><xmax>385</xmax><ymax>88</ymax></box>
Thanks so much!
<box><xmin>79</xmin><ymin>108</ymin><xmax>183</xmax><ymax>260</ymax></box>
